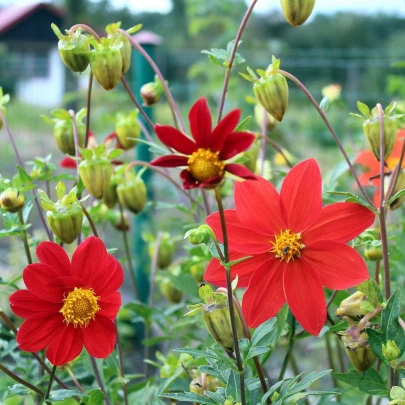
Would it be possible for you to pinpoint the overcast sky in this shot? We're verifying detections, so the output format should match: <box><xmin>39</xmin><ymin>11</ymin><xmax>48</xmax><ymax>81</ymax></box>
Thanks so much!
<box><xmin>1</xmin><ymin>0</ymin><xmax>405</xmax><ymax>15</ymax></box>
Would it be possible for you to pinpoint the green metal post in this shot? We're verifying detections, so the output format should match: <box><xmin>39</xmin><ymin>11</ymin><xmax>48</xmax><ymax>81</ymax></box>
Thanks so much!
<box><xmin>131</xmin><ymin>31</ymin><xmax>162</xmax><ymax>303</ymax></box>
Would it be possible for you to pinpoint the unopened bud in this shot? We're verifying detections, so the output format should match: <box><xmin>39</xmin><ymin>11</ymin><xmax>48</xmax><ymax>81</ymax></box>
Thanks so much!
<box><xmin>280</xmin><ymin>0</ymin><xmax>316</xmax><ymax>26</ymax></box>
<box><xmin>117</xmin><ymin>177</ymin><xmax>147</xmax><ymax>214</ymax></box>
<box><xmin>389</xmin><ymin>170</ymin><xmax>405</xmax><ymax>210</ymax></box>
<box><xmin>336</xmin><ymin>291</ymin><xmax>369</xmax><ymax>319</ymax></box>
<box><xmin>0</xmin><ymin>188</ymin><xmax>25</xmax><ymax>212</ymax></box>
<box><xmin>187</xmin><ymin>226</ymin><xmax>212</xmax><ymax>245</ymax></box>
<box><xmin>140</xmin><ymin>80</ymin><xmax>164</xmax><ymax>106</ymax></box>
<box><xmin>364</xmin><ymin>244</ymin><xmax>383</xmax><ymax>262</ymax></box>
<box><xmin>79</xmin><ymin>159</ymin><xmax>113</xmax><ymax>199</ymax></box>
<box><xmin>115</xmin><ymin>110</ymin><xmax>141</xmax><ymax>150</ymax></box>
<box><xmin>148</xmin><ymin>233</ymin><xmax>174</xmax><ymax>269</ymax></box>
<box><xmin>160</xmin><ymin>278</ymin><xmax>183</xmax><ymax>303</ymax></box>
<box><xmin>383</xmin><ymin>340</ymin><xmax>401</xmax><ymax>361</ymax></box>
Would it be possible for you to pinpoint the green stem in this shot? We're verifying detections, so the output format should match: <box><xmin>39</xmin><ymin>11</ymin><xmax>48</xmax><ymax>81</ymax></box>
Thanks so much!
<box><xmin>279</xmin><ymin>70</ymin><xmax>376</xmax><ymax>209</ymax></box>
<box><xmin>45</xmin><ymin>365</ymin><xmax>57</xmax><ymax>401</ymax></box>
<box><xmin>18</xmin><ymin>209</ymin><xmax>32</xmax><ymax>264</ymax></box>
<box><xmin>0</xmin><ymin>362</ymin><xmax>50</xmax><ymax>404</ymax></box>
<box><xmin>114</xmin><ymin>321</ymin><xmax>129</xmax><ymax>405</ymax></box>
<box><xmin>258</xmin><ymin>134</ymin><xmax>293</xmax><ymax>168</ymax></box>
<box><xmin>90</xmin><ymin>356</ymin><xmax>111</xmax><ymax>405</ymax></box>
<box><xmin>278</xmin><ymin>315</ymin><xmax>296</xmax><ymax>381</ymax></box>
<box><xmin>85</xmin><ymin>72</ymin><xmax>93</xmax><ymax>147</ymax></box>
<box><xmin>214</xmin><ymin>187</ymin><xmax>246</xmax><ymax>405</ymax></box>
<box><xmin>80</xmin><ymin>203</ymin><xmax>98</xmax><ymax>238</ymax></box>
<box><xmin>119</xmin><ymin>202</ymin><xmax>140</xmax><ymax>300</ymax></box>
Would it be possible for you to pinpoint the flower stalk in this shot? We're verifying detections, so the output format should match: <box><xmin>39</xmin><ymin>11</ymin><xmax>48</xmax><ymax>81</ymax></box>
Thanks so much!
<box><xmin>45</xmin><ymin>365</ymin><xmax>57</xmax><ymax>401</ymax></box>
<box><xmin>214</xmin><ymin>187</ymin><xmax>246</xmax><ymax>405</ymax></box>
<box><xmin>18</xmin><ymin>209</ymin><xmax>32</xmax><ymax>264</ymax></box>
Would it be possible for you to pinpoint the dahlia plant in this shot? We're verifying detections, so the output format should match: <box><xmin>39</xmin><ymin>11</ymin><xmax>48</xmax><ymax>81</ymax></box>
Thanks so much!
<box><xmin>0</xmin><ymin>1</ymin><xmax>404</xmax><ymax>405</ymax></box>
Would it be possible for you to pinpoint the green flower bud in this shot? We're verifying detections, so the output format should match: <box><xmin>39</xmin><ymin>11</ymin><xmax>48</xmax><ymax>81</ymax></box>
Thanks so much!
<box><xmin>115</xmin><ymin>110</ymin><xmax>141</xmax><ymax>150</ymax></box>
<box><xmin>102</xmin><ymin>179</ymin><xmax>119</xmax><ymax>209</ymax></box>
<box><xmin>389</xmin><ymin>385</ymin><xmax>405</xmax><ymax>405</ymax></box>
<box><xmin>148</xmin><ymin>233</ymin><xmax>174</xmax><ymax>269</ymax></box>
<box><xmin>199</xmin><ymin>284</ymin><xmax>243</xmax><ymax>354</ymax></box>
<box><xmin>364</xmin><ymin>244</ymin><xmax>383</xmax><ymax>262</ymax></box>
<box><xmin>0</xmin><ymin>188</ymin><xmax>25</xmax><ymax>212</ymax></box>
<box><xmin>242</xmin><ymin>57</ymin><xmax>288</xmax><ymax>122</ymax></box>
<box><xmin>51</xmin><ymin>24</ymin><xmax>90</xmax><ymax>73</ymax></box>
<box><xmin>79</xmin><ymin>159</ymin><xmax>113</xmax><ymax>199</ymax></box>
<box><xmin>109</xmin><ymin>210</ymin><xmax>130</xmax><ymax>232</ymax></box>
<box><xmin>140</xmin><ymin>77</ymin><xmax>164</xmax><ymax>106</ymax></box>
<box><xmin>280</xmin><ymin>0</ymin><xmax>316</xmax><ymax>27</ymax></box>
<box><xmin>39</xmin><ymin>183</ymin><xmax>83</xmax><ymax>244</ymax></box>
<box><xmin>117</xmin><ymin>177</ymin><xmax>147</xmax><ymax>214</ymax></box>
<box><xmin>205</xmin><ymin>375</ymin><xmax>225</xmax><ymax>392</ymax></box>
<box><xmin>383</xmin><ymin>340</ymin><xmax>401</xmax><ymax>361</ymax></box>
<box><xmin>160</xmin><ymin>278</ymin><xmax>183</xmax><ymax>303</ymax></box>
<box><xmin>190</xmin><ymin>261</ymin><xmax>205</xmax><ymax>283</ymax></box>
<box><xmin>106</xmin><ymin>22</ymin><xmax>132</xmax><ymax>74</ymax></box>
<box><xmin>336</xmin><ymin>291</ymin><xmax>369</xmax><ymax>319</ymax></box>
<box><xmin>42</xmin><ymin>108</ymin><xmax>86</xmax><ymax>156</ymax></box>
<box><xmin>189</xmin><ymin>379</ymin><xmax>203</xmax><ymax>395</ymax></box>
<box><xmin>340</xmin><ymin>328</ymin><xmax>376</xmax><ymax>372</ymax></box>
<box><xmin>90</xmin><ymin>37</ymin><xmax>122</xmax><ymax>91</ymax></box>
<box><xmin>389</xmin><ymin>170</ymin><xmax>405</xmax><ymax>210</ymax></box>
<box><xmin>186</xmin><ymin>226</ymin><xmax>212</xmax><ymax>245</ymax></box>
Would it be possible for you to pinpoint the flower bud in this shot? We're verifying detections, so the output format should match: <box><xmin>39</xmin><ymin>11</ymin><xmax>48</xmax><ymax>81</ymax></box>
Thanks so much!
<box><xmin>364</xmin><ymin>244</ymin><xmax>383</xmax><ymax>262</ymax></box>
<box><xmin>102</xmin><ymin>180</ymin><xmax>119</xmax><ymax>209</ymax></box>
<box><xmin>140</xmin><ymin>77</ymin><xmax>164</xmax><ymax>106</ymax></box>
<box><xmin>90</xmin><ymin>37</ymin><xmax>122</xmax><ymax>91</ymax></box>
<box><xmin>106</xmin><ymin>22</ymin><xmax>132</xmax><ymax>74</ymax></box>
<box><xmin>51</xmin><ymin>24</ymin><xmax>90</xmax><ymax>73</ymax></box>
<box><xmin>0</xmin><ymin>188</ymin><xmax>25</xmax><ymax>212</ymax></box>
<box><xmin>109</xmin><ymin>210</ymin><xmax>130</xmax><ymax>232</ymax></box>
<box><xmin>160</xmin><ymin>278</ymin><xmax>183</xmax><ymax>303</ymax></box>
<box><xmin>117</xmin><ymin>177</ymin><xmax>147</xmax><ymax>214</ymax></box>
<box><xmin>241</xmin><ymin>57</ymin><xmax>288</xmax><ymax>122</ymax></box>
<box><xmin>205</xmin><ymin>375</ymin><xmax>225</xmax><ymax>392</ymax></box>
<box><xmin>189</xmin><ymin>379</ymin><xmax>203</xmax><ymax>395</ymax></box>
<box><xmin>383</xmin><ymin>340</ymin><xmax>401</xmax><ymax>361</ymax></box>
<box><xmin>115</xmin><ymin>110</ymin><xmax>141</xmax><ymax>150</ymax></box>
<box><xmin>148</xmin><ymin>233</ymin><xmax>174</xmax><ymax>269</ymax></box>
<box><xmin>389</xmin><ymin>170</ymin><xmax>405</xmax><ymax>210</ymax></box>
<box><xmin>340</xmin><ymin>328</ymin><xmax>376</xmax><ymax>372</ymax></box>
<box><xmin>79</xmin><ymin>159</ymin><xmax>113</xmax><ymax>199</ymax></box>
<box><xmin>39</xmin><ymin>183</ymin><xmax>83</xmax><ymax>244</ymax></box>
<box><xmin>186</xmin><ymin>226</ymin><xmax>212</xmax><ymax>245</ymax></box>
<box><xmin>190</xmin><ymin>262</ymin><xmax>205</xmax><ymax>283</ymax></box>
<box><xmin>336</xmin><ymin>291</ymin><xmax>368</xmax><ymax>319</ymax></box>
<box><xmin>280</xmin><ymin>0</ymin><xmax>316</xmax><ymax>27</ymax></box>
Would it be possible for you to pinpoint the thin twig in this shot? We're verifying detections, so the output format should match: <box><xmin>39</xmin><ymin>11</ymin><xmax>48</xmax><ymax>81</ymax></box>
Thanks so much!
<box><xmin>115</xmin><ymin>321</ymin><xmax>129</xmax><ymax>405</ymax></box>
<box><xmin>80</xmin><ymin>203</ymin><xmax>98</xmax><ymax>237</ymax></box>
<box><xmin>258</xmin><ymin>134</ymin><xmax>293</xmax><ymax>168</ymax></box>
<box><xmin>45</xmin><ymin>365</ymin><xmax>57</xmax><ymax>400</ymax></box>
<box><xmin>18</xmin><ymin>210</ymin><xmax>32</xmax><ymax>264</ymax></box>
<box><xmin>85</xmin><ymin>72</ymin><xmax>93</xmax><ymax>147</ymax></box>
<box><xmin>278</xmin><ymin>316</ymin><xmax>296</xmax><ymax>381</ymax></box>
<box><xmin>217</xmin><ymin>0</ymin><xmax>259</xmax><ymax>122</ymax></box>
<box><xmin>90</xmin><ymin>356</ymin><xmax>111</xmax><ymax>405</ymax></box>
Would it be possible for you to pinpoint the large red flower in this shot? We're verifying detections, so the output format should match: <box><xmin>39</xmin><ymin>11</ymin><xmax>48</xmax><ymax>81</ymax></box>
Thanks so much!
<box><xmin>355</xmin><ymin>129</ymin><xmax>405</xmax><ymax>207</ymax></box>
<box><xmin>204</xmin><ymin>159</ymin><xmax>375</xmax><ymax>335</ymax></box>
<box><xmin>9</xmin><ymin>237</ymin><xmax>123</xmax><ymax>366</ymax></box>
<box><xmin>150</xmin><ymin>98</ymin><xmax>256</xmax><ymax>189</ymax></box>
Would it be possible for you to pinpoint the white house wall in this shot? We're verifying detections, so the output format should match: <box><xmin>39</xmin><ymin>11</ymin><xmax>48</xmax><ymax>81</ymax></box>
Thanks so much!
<box><xmin>17</xmin><ymin>48</ymin><xmax>64</xmax><ymax>107</ymax></box>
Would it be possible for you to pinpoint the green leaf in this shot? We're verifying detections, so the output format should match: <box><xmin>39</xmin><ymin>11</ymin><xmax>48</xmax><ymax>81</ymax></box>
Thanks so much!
<box><xmin>48</xmin><ymin>389</ymin><xmax>87</xmax><ymax>401</ymax></box>
<box><xmin>226</xmin><ymin>370</ymin><xmax>241</xmax><ymax>402</ymax></box>
<box><xmin>385</xmin><ymin>189</ymin><xmax>405</xmax><ymax>207</ymax></box>
<box><xmin>320</xmin><ymin>96</ymin><xmax>330</xmax><ymax>112</ymax></box>
<box><xmin>160</xmin><ymin>392</ymin><xmax>215</xmax><ymax>404</ymax></box>
<box><xmin>56</xmin><ymin>181</ymin><xmax>66</xmax><ymax>200</ymax></box>
<box><xmin>357</xmin><ymin>279</ymin><xmax>383</xmax><ymax>306</ymax></box>
<box><xmin>251</xmin><ymin>317</ymin><xmax>277</xmax><ymax>347</ymax></box>
<box><xmin>94</xmin><ymin>144</ymin><xmax>105</xmax><ymax>158</ymax></box>
<box><xmin>332</xmin><ymin>368</ymin><xmax>388</xmax><ymax>396</ymax></box>
<box><xmin>80</xmin><ymin>389</ymin><xmax>104</xmax><ymax>404</ymax></box>
<box><xmin>357</xmin><ymin>101</ymin><xmax>371</xmax><ymax>118</ymax></box>
<box><xmin>80</xmin><ymin>148</ymin><xmax>93</xmax><ymax>161</ymax></box>
<box><xmin>16</xmin><ymin>166</ymin><xmax>33</xmax><ymax>185</ymax></box>
<box><xmin>239</xmin><ymin>72</ymin><xmax>256</xmax><ymax>83</ymax></box>
<box><xmin>234</xmin><ymin>116</ymin><xmax>251</xmax><ymax>132</ymax></box>
<box><xmin>107</xmin><ymin>149</ymin><xmax>123</xmax><ymax>160</ymax></box>
<box><xmin>172</xmin><ymin>347</ymin><xmax>219</xmax><ymax>360</ymax></box>
<box><xmin>246</xmin><ymin>346</ymin><xmax>270</xmax><ymax>361</ymax></box>
<box><xmin>8</xmin><ymin>384</ymin><xmax>31</xmax><ymax>395</ymax></box>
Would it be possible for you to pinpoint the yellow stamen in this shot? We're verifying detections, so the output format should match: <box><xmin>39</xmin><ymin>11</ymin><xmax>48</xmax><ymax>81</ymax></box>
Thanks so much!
<box><xmin>187</xmin><ymin>148</ymin><xmax>225</xmax><ymax>183</ymax></box>
<box><xmin>270</xmin><ymin>229</ymin><xmax>304</xmax><ymax>263</ymax></box>
<box><xmin>60</xmin><ymin>287</ymin><xmax>100</xmax><ymax>327</ymax></box>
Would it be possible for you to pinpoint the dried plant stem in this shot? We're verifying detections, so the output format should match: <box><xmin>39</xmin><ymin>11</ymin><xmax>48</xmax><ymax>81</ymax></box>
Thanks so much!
<box><xmin>214</xmin><ymin>187</ymin><xmax>246</xmax><ymax>405</ymax></box>
<box><xmin>80</xmin><ymin>203</ymin><xmax>98</xmax><ymax>238</ymax></box>
<box><xmin>115</xmin><ymin>321</ymin><xmax>129</xmax><ymax>405</ymax></box>
<box><xmin>118</xmin><ymin>202</ymin><xmax>139</xmax><ymax>300</ymax></box>
<box><xmin>85</xmin><ymin>72</ymin><xmax>93</xmax><ymax>147</ymax></box>
<box><xmin>217</xmin><ymin>0</ymin><xmax>259</xmax><ymax>122</ymax></box>
<box><xmin>18</xmin><ymin>210</ymin><xmax>32</xmax><ymax>264</ymax></box>
<box><xmin>279</xmin><ymin>70</ymin><xmax>375</xmax><ymax>209</ymax></box>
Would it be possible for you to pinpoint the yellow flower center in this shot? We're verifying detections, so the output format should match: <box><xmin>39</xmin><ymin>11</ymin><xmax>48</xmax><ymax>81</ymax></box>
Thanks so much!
<box><xmin>60</xmin><ymin>287</ymin><xmax>100</xmax><ymax>327</ymax></box>
<box><xmin>270</xmin><ymin>229</ymin><xmax>304</xmax><ymax>263</ymax></box>
<box><xmin>187</xmin><ymin>148</ymin><xmax>225</xmax><ymax>183</ymax></box>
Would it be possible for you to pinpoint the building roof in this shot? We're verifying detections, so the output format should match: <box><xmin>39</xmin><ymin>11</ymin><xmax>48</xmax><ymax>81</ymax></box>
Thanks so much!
<box><xmin>0</xmin><ymin>2</ymin><xmax>64</xmax><ymax>35</ymax></box>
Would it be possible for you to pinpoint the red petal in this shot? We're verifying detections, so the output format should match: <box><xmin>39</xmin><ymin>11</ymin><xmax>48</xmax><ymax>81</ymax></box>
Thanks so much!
<box><xmin>71</xmin><ymin>237</ymin><xmax>109</xmax><ymax>288</ymax></box>
<box><xmin>188</xmin><ymin>98</ymin><xmax>212</xmax><ymax>148</ymax></box>
<box><xmin>91</xmin><ymin>255</ymin><xmax>124</xmax><ymax>297</ymax></box>
<box><xmin>211</xmin><ymin>109</ymin><xmax>241</xmax><ymax>152</ymax></box>
<box><xmin>60</xmin><ymin>157</ymin><xmax>77</xmax><ymax>169</ymax></box>
<box><xmin>17</xmin><ymin>313</ymin><xmax>63</xmax><ymax>352</ymax></box>
<box><xmin>303</xmin><ymin>241</ymin><xmax>369</xmax><ymax>290</ymax></box>
<box><xmin>180</xmin><ymin>169</ymin><xmax>199</xmax><ymax>189</ymax></box>
<box><xmin>83</xmin><ymin>316</ymin><xmax>116</xmax><ymax>358</ymax></box>
<box><xmin>23</xmin><ymin>263</ymin><xmax>64</xmax><ymax>303</ymax></box>
<box><xmin>206</xmin><ymin>210</ymin><xmax>271</xmax><ymax>254</ymax></box>
<box><xmin>219</xmin><ymin>132</ymin><xmax>255</xmax><ymax>160</ymax></box>
<box><xmin>150</xmin><ymin>155</ymin><xmax>189</xmax><ymax>168</ymax></box>
<box><xmin>242</xmin><ymin>259</ymin><xmax>286</xmax><ymax>328</ymax></box>
<box><xmin>46</xmin><ymin>324</ymin><xmax>83</xmax><ymax>366</ymax></box>
<box><xmin>284</xmin><ymin>260</ymin><xmax>326</xmax><ymax>336</ymax></box>
<box><xmin>9</xmin><ymin>290</ymin><xmax>60</xmax><ymax>319</ymax></box>
<box><xmin>36</xmin><ymin>241</ymin><xmax>71</xmax><ymax>277</ymax></box>
<box><xmin>225</xmin><ymin>164</ymin><xmax>256</xmax><ymax>180</ymax></box>
<box><xmin>304</xmin><ymin>202</ymin><xmax>375</xmax><ymax>244</ymax></box>
<box><xmin>47</xmin><ymin>276</ymin><xmax>84</xmax><ymax>292</ymax></box>
<box><xmin>155</xmin><ymin>125</ymin><xmax>197</xmax><ymax>154</ymax></box>
<box><xmin>235</xmin><ymin>176</ymin><xmax>285</xmax><ymax>235</ymax></box>
<box><xmin>98</xmin><ymin>292</ymin><xmax>122</xmax><ymax>320</ymax></box>
<box><xmin>280</xmin><ymin>159</ymin><xmax>323</xmax><ymax>232</ymax></box>
<box><xmin>204</xmin><ymin>253</ymin><xmax>271</xmax><ymax>288</ymax></box>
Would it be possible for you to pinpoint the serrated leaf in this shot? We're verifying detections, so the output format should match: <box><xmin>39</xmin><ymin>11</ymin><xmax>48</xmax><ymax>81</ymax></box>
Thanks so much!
<box><xmin>172</xmin><ymin>347</ymin><xmax>219</xmax><ymax>360</ymax></box>
<box><xmin>160</xmin><ymin>392</ymin><xmax>215</xmax><ymax>404</ymax></box>
<box><xmin>251</xmin><ymin>317</ymin><xmax>277</xmax><ymax>347</ymax></box>
<box><xmin>357</xmin><ymin>279</ymin><xmax>383</xmax><ymax>305</ymax></box>
<box><xmin>48</xmin><ymin>389</ymin><xmax>87</xmax><ymax>401</ymax></box>
<box><xmin>226</xmin><ymin>370</ymin><xmax>241</xmax><ymax>402</ymax></box>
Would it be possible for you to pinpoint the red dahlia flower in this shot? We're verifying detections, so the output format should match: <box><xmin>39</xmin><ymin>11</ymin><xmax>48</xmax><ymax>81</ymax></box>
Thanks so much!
<box><xmin>9</xmin><ymin>236</ymin><xmax>123</xmax><ymax>365</ymax></box>
<box><xmin>150</xmin><ymin>98</ymin><xmax>256</xmax><ymax>189</ymax></box>
<box><xmin>355</xmin><ymin>129</ymin><xmax>405</xmax><ymax>207</ymax></box>
<box><xmin>204</xmin><ymin>159</ymin><xmax>375</xmax><ymax>335</ymax></box>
